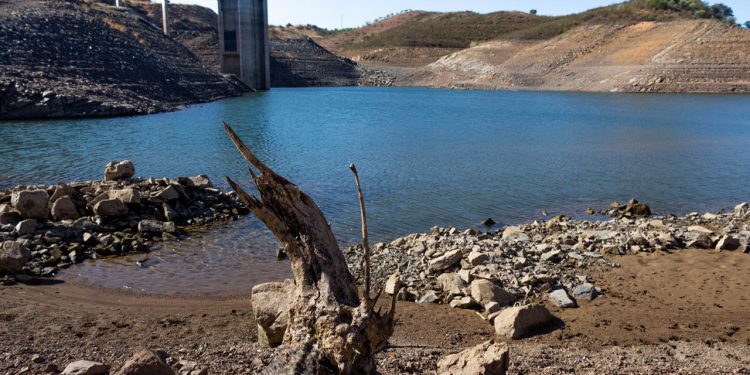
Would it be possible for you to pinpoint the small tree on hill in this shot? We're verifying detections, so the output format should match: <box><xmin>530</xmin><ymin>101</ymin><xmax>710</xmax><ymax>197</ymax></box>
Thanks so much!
<box><xmin>744</xmin><ymin>21</ymin><xmax>750</xmax><ymax>28</ymax></box>
<box><xmin>529</xmin><ymin>9</ymin><xmax>537</xmax><ymax>15</ymax></box>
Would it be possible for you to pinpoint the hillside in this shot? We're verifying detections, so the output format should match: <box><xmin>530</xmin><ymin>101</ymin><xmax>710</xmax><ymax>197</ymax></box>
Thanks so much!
<box><xmin>405</xmin><ymin>19</ymin><xmax>750</xmax><ymax>93</ymax></box>
<box><xmin>0</xmin><ymin>0</ymin><xmax>249</xmax><ymax>120</ymax></box>
<box><xmin>128</xmin><ymin>2</ymin><xmax>376</xmax><ymax>87</ymax></box>
<box><xmin>318</xmin><ymin>0</ymin><xmax>741</xmax><ymax>68</ymax></box>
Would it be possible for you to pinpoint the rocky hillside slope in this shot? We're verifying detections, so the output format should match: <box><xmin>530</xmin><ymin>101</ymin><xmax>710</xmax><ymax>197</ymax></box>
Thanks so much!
<box><xmin>130</xmin><ymin>2</ymin><xmax>381</xmax><ymax>87</ymax></box>
<box><xmin>0</xmin><ymin>0</ymin><xmax>249</xmax><ymax>121</ymax></box>
<box><xmin>405</xmin><ymin>20</ymin><xmax>750</xmax><ymax>93</ymax></box>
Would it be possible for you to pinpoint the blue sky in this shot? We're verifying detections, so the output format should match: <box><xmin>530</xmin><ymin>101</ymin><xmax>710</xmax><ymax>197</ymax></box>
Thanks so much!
<box><xmin>171</xmin><ymin>0</ymin><xmax>750</xmax><ymax>29</ymax></box>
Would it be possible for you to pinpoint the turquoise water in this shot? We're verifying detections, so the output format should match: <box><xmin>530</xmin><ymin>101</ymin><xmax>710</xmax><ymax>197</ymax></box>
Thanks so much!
<box><xmin>2</xmin><ymin>87</ymin><xmax>750</xmax><ymax>293</ymax></box>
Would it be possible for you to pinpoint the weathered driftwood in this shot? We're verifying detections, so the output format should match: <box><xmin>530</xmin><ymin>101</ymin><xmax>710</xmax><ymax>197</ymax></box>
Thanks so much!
<box><xmin>223</xmin><ymin>123</ymin><xmax>398</xmax><ymax>374</ymax></box>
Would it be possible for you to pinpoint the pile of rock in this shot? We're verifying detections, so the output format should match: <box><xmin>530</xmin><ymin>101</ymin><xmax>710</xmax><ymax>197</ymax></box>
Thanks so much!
<box><xmin>345</xmin><ymin>202</ymin><xmax>750</xmax><ymax>335</ymax></box>
<box><xmin>0</xmin><ymin>161</ymin><xmax>248</xmax><ymax>277</ymax></box>
<box><xmin>593</xmin><ymin>198</ymin><xmax>652</xmax><ymax>218</ymax></box>
<box><xmin>58</xmin><ymin>348</ymin><xmax>207</xmax><ymax>375</ymax></box>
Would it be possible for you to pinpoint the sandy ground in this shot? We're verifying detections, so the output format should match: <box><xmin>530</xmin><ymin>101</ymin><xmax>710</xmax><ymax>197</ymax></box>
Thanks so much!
<box><xmin>2</xmin><ymin>249</ymin><xmax>750</xmax><ymax>374</ymax></box>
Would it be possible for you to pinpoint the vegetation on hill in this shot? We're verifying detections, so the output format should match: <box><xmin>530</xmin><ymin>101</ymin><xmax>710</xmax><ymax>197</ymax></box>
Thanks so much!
<box><xmin>333</xmin><ymin>0</ymin><xmax>737</xmax><ymax>50</ymax></box>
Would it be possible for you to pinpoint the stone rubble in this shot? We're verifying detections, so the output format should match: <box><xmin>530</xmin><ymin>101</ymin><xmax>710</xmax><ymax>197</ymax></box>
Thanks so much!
<box><xmin>345</xmin><ymin>201</ymin><xmax>750</xmax><ymax>335</ymax></box>
<box><xmin>0</xmin><ymin>161</ymin><xmax>248</xmax><ymax>278</ymax></box>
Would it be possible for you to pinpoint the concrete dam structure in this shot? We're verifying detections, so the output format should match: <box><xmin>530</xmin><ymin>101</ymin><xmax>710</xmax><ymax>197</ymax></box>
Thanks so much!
<box><xmin>218</xmin><ymin>0</ymin><xmax>270</xmax><ymax>90</ymax></box>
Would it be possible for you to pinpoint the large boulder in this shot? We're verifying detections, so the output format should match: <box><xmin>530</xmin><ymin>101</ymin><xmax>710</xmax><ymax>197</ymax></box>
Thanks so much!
<box><xmin>104</xmin><ymin>160</ymin><xmax>135</xmax><ymax>181</ymax></box>
<box><xmin>470</xmin><ymin>279</ymin><xmax>515</xmax><ymax>307</ymax></box>
<box><xmin>715</xmin><ymin>236</ymin><xmax>742</xmax><ymax>252</ymax></box>
<box><xmin>14</xmin><ymin>219</ymin><xmax>37</xmax><ymax>236</ymax></box>
<box><xmin>93</xmin><ymin>199</ymin><xmax>129</xmax><ymax>218</ymax></box>
<box><xmin>438</xmin><ymin>272</ymin><xmax>467</xmax><ymax>296</ymax></box>
<box><xmin>0</xmin><ymin>211</ymin><xmax>21</xmax><ymax>225</ymax></box>
<box><xmin>155</xmin><ymin>186</ymin><xmax>180</xmax><ymax>202</ymax></box>
<box><xmin>494</xmin><ymin>304</ymin><xmax>554</xmax><ymax>339</ymax></box>
<box><xmin>51</xmin><ymin>196</ymin><xmax>79</xmax><ymax>221</ymax></box>
<box><xmin>11</xmin><ymin>190</ymin><xmax>49</xmax><ymax>219</ymax></box>
<box><xmin>0</xmin><ymin>241</ymin><xmax>30</xmax><ymax>274</ymax></box>
<box><xmin>61</xmin><ymin>360</ymin><xmax>109</xmax><ymax>375</ymax></box>
<box><xmin>623</xmin><ymin>199</ymin><xmax>651</xmax><ymax>218</ymax></box>
<box><xmin>113</xmin><ymin>349</ymin><xmax>174</xmax><ymax>375</ymax></box>
<box><xmin>437</xmin><ymin>340</ymin><xmax>509</xmax><ymax>375</ymax></box>
<box><xmin>251</xmin><ymin>280</ymin><xmax>294</xmax><ymax>348</ymax></box>
<box><xmin>109</xmin><ymin>188</ymin><xmax>141</xmax><ymax>205</ymax></box>
<box><xmin>429</xmin><ymin>249</ymin><xmax>463</xmax><ymax>273</ymax></box>
<box><xmin>49</xmin><ymin>184</ymin><xmax>75</xmax><ymax>203</ymax></box>
<box><xmin>548</xmin><ymin>289</ymin><xmax>577</xmax><ymax>308</ymax></box>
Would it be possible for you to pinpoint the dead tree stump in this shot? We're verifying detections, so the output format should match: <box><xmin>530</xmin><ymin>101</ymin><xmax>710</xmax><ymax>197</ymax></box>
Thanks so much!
<box><xmin>223</xmin><ymin>123</ymin><xmax>398</xmax><ymax>374</ymax></box>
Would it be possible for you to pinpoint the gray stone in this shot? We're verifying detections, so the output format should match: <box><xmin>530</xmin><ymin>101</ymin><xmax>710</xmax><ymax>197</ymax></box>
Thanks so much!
<box><xmin>449</xmin><ymin>296</ymin><xmax>478</xmax><ymax>309</ymax></box>
<box><xmin>0</xmin><ymin>211</ymin><xmax>22</xmax><ymax>225</ymax></box>
<box><xmin>687</xmin><ymin>225</ymin><xmax>714</xmax><ymax>235</ymax></box>
<box><xmin>417</xmin><ymin>290</ymin><xmax>439</xmax><ymax>304</ymax></box>
<box><xmin>251</xmin><ymin>280</ymin><xmax>293</xmax><ymax>348</ymax></box>
<box><xmin>384</xmin><ymin>273</ymin><xmax>401</xmax><ymax>295</ymax></box>
<box><xmin>49</xmin><ymin>184</ymin><xmax>75</xmax><ymax>203</ymax></box>
<box><xmin>104</xmin><ymin>160</ymin><xmax>135</xmax><ymax>181</ymax></box>
<box><xmin>686</xmin><ymin>234</ymin><xmax>714</xmax><ymax>249</ymax></box>
<box><xmin>572</xmin><ymin>283</ymin><xmax>598</xmax><ymax>301</ymax></box>
<box><xmin>0</xmin><ymin>241</ymin><xmax>30</xmax><ymax>274</ymax></box>
<box><xmin>138</xmin><ymin>220</ymin><xmax>177</xmax><ymax>234</ymax></box>
<box><xmin>470</xmin><ymin>279</ymin><xmax>515</xmax><ymax>306</ymax></box>
<box><xmin>113</xmin><ymin>349</ymin><xmax>174</xmax><ymax>375</ymax></box>
<box><xmin>15</xmin><ymin>219</ymin><xmax>37</xmax><ymax>236</ymax></box>
<box><xmin>494</xmin><ymin>304</ymin><xmax>554</xmax><ymax>339</ymax></box>
<box><xmin>735</xmin><ymin>202</ymin><xmax>748</xmax><ymax>217</ymax></box>
<box><xmin>437</xmin><ymin>272</ymin><xmax>467</xmax><ymax>296</ymax></box>
<box><xmin>188</xmin><ymin>175</ymin><xmax>213</xmax><ymax>188</ymax></box>
<box><xmin>155</xmin><ymin>186</ymin><xmax>180</xmax><ymax>201</ymax></box>
<box><xmin>11</xmin><ymin>190</ymin><xmax>49</xmax><ymax>219</ymax></box>
<box><xmin>437</xmin><ymin>340</ymin><xmax>509</xmax><ymax>375</ymax></box>
<box><xmin>93</xmin><ymin>199</ymin><xmax>129</xmax><ymax>218</ymax></box>
<box><xmin>716</xmin><ymin>235</ymin><xmax>741</xmax><ymax>251</ymax></box>
<box><xmin>51</xmin><ymin>196</ymin><xmax>79</xmax><ymax>221</ymax></box>
<box><xmin>501</xmin><ymin>226</ymin><xmax>529</xmax><ymax>242</ymax></box>
<box><xmin>61</xmin><ymin>360</ymin><xmax>109</xmax><ymax>375</ymax></box>
<box><xmin>429</xmin><ymin>249</ymin><xmax>463</xmax><ymax>272</ymax></box>
<box><xmin>467</xmin><ymin>251</ymin><xmax>490</xmax><ymax>266</ymax></box>
<box><xmin>109</xmin><ymin>188</ymin><xmax>141</xmax><ymax>204</ymax></box>
<box><xmin>548</xmin><ymin>289</ymin><xmax>577</xmax><ymax>308</ymax></box>
<box><xmin>540</xmin><ymin>249</ymin><xmax>562</xmax><ymax>263</ymax></box>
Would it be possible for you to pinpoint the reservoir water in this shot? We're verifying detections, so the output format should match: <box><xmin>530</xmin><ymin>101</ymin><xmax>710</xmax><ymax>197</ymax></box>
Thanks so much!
<box><xmin>2</xmin><ymin>87</ymin><xmax>750</xmax><ymax>294</ymax></box>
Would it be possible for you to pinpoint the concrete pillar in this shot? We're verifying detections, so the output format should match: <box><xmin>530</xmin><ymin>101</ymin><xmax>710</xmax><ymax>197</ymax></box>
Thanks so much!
<box><xmin>162</xmin><ymin>0</ymin><xmax>169</xmax><ymax>35</ymax></box>
<box><xmin>218</xmin><ymin>0</ymin><xmax>270</xmax><ymax>90</ymax></box>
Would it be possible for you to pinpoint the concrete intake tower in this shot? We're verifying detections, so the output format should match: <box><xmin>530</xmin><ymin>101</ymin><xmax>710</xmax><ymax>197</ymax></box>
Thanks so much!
<box><xmin>218</xmin><ymin>0</ymin><xmax>270</xmax><ymax>90</ymax></box>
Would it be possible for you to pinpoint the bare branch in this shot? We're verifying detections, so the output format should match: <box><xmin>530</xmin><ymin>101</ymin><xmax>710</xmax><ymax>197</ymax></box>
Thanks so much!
<box><xmin>350</xmin><ymin>163</ymin><xmax>371</xmax><ymax>300</ymax></box>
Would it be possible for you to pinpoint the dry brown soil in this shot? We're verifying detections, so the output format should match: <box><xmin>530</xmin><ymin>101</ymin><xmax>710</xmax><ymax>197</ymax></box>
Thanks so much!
<box><xmin>1</xmin><ymin>249</ymin><xmax>750</xmax><ymax>374</ymax></box>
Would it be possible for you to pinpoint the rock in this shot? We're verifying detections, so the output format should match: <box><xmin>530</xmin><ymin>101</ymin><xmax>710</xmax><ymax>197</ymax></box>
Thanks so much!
<box><xmin>251</xmin><ymin>280</ymin><xmax>293</xmax><ymax>348</ymax></box>
<box><xmin>540</xmin><ymin>249</ymin><xmax>562</xmax><ymax>263</ymax></box>
<box><xmin>384</xmin><ymin>273</ymin><xmax>401</xmax><ymax>295</ymax></box>
<box><xmin>11</xmin><ymin>190</ymin><xmax>49</xmax><ymax>219</ymax></box>
<box><xmin>687</xmin><ymin>225</ymin><xmax>713</xmax><ymax>235</ymax></box>
<box><xmin>715</xmin><ymin>235</ymin><xmax>741</xmax><ymax>251</ymax></box>
<box><xmin>109</xmin><ymin>189</ymin><xmax>141</xmax><ymax>204</ymax></box>
<box><xmin>113</xmin><ymin>349</ymin><xmax>174</xmax><ymax>375</ymax></box>
<box><xmin>15</xmin><ymin>219</ymin><xmax>37</xmax><ymax>236</ymax></box>
<box><xmin>470</xmin><ymin>279</ymin><xmax>515</xmax><ymax>306</ymax></box>
<box><xmin>61</xmin><ymin>360</ymin><xmax>109</xmax><ymax>375</ymax></box>
<box><xmin>51</xmin><ymin>196</ymin><xmax>79</xmax><ymax>220</ymax></box>
<box><xmin>702</xmin><ymin>213</ymin><xmax>718</xmax><ymax>220</ymax></box>
<box><xmin>437</xmin><ymin>272</ymin><xmax>467</xmax><ymax>295</ymax></box>
<box><xmin>93</xmin><ymin>199</ymin><xmax>129</xmax><ymax>218</ymax></box>
<box><xmin>449</xmin><ymin>296</ymin><xmax>478</xmax><ymax>309</ymax></box>
<box><xmin>429</xmin><ymin>249</ymin><xmax>463</xmax><ymax>272</ymax></box>
<box><xmin>188</xmin><ymin>175</ymin><xmax>213</xmax><ymax>188</ymax></box>
<box><xmin>686</xmin><ymin>234</ymin><xmax>714</xmax><ymax>249</ymax></box>
<box><xmin>437</xmin><ymin>340</ymin><xmax>509</xmax><ymax>375</ymax></box>
<box><xmin>494</xmin><ymin>304</ymin><xmax>554</xmax><ymax>339</ymax></box>
<box><xmin>104</xmin><ymin>160</ymin><xmax>135</xmax><ymax>181</ymax></box>
<box><xmin>155</xmin><ymin>186</ymin><xmax>180</xmax><ymax>201</ymax></box>
<box><xmin>485</xmin><ymin>301</ymin><xmax>502</xmax><ymax>315</ymax></box>
<box><xmin>0</xmin><ymin>211</ymin><xmax>22</xmax><ymax>225</ymax></box>
<box><xmin>0</xmin><ymin>241</ymin><xmax>31</xmax><ymax>274</ymax></box>
<box><xmin>734</xmin><ymin>202</ymin><xmax>748</xmax><ymax>217</ymax></box>
<box><xmin>481</xmin><ymin>218</ymin><xmax>496</xmax><ymax>227</ymax></box>
<box><xmin>467</xmin><ymin>251</ymin><xmax>490</xmax><ymax>266</ymax></box>
<box><xmin>49</xmin><ymin>184</ymin><xmax>75</xmax><ymax>203</ymax></box>
<box><xmin>138</xmin><ymin>220</ymin><xmax>177</xmax><ymax>234</ymax></box>
<box><xmin>572</xmin><ymin>283</ymin><xmax>598</xmax><ymax>301</ymax></box>
<box><xmin>624</xmin><ymin>199</ymin><xmax>651</xmax><ymax>218</ymax></box>
<box><xmin>417</xmin><ymin>290</ymin><xmax>439</xmax><ymax>304</ymax></box>
<box><xmin>548</xmin><ymin>289</ymin><xmax>577</xmax><ymax>308</ymax></box>
<box><xmin>501</xmin><ymin>226</ymin><xmax>529</xmax><ymax>242</ymax></box>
